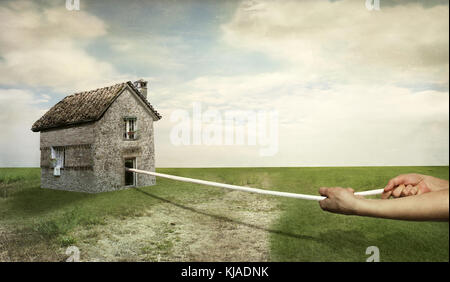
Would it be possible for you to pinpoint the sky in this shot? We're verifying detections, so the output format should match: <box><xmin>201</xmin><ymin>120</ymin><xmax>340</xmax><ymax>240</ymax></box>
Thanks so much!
<box><xmin>0</xmin><ymin>0</ymin><xmax>448</xmax><ymax>167</ymax></box>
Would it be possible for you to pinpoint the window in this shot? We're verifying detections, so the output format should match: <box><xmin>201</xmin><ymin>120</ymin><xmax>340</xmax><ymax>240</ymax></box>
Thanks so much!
<box><xmin>51</xmin><ymin>147</ymin><xmax>65</xmax><ymax>168</ymax></box>
<box><xmin>124</xmin><ymin>117</ymin><xmax>137</xmax><ymax>140</ymax></box>
<box><xmin>50</xmin><ymin>146</ymin><xmax>65</xmax><ymax>176</ymax></box>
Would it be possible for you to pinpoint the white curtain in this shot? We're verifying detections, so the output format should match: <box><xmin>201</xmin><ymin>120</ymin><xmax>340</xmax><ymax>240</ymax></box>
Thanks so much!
<box><xmin>56</xmin><ymin>149</ymin><xmax>64</xmax><ymax>168</ymax></box>
<box><xmin>51</xmin><ymin>146</ymin><xmax>64</xmax><ymax>176</ymax></box>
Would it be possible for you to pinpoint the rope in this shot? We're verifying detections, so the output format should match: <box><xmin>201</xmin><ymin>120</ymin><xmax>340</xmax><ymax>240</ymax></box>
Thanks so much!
<box><xmin>126</xmin><ymin>168</ymin><xmax>384</xmax><ymax>201</ymax></box>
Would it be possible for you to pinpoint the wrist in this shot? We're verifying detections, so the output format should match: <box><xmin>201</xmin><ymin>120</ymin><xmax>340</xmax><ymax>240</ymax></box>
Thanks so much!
<box><xmin>353</xmin><ymin>198</ymin><xmax>371</xmax><ymax>216</ymax></box>
<box><xmin>427</xmin><ymin>176</ymin><xmax>449</xmax><ymax>191</ymax></box>
<box><xmin>436</xmin><ymin>179</ymin><xmax>449</xmax><ymax>191</ymax></box>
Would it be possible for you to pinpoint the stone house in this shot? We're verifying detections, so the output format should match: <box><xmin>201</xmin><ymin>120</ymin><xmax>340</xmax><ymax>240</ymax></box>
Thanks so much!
<box><xmin>31</xmin><ymin>80</ymin><xmax>161</xmax><ymax>193</ymax></box>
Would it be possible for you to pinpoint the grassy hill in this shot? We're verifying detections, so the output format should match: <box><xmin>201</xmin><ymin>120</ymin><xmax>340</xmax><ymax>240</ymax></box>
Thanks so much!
<box><xmin>0</xmin><ymin>167</ymin><xmax>448</xmax><ymax>261</ymax></box>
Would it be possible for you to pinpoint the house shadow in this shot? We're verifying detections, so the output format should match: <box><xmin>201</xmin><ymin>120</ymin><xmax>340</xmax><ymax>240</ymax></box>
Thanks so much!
<box><xmin>134</xmin><ymin>188</ymin><xmax>316</xmax><ymax>241</ymax></box>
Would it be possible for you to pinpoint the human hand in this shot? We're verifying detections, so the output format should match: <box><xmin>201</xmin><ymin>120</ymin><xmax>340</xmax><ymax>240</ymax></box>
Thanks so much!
<box><xmin>318</xmin><ymin>187</ymin><xmax>365</xmax><ymax>215</ymax></box>
<box><xmin>382</xmin><ymin>173</ymin><xmax>449</xmax><ymax>199</ymax></box>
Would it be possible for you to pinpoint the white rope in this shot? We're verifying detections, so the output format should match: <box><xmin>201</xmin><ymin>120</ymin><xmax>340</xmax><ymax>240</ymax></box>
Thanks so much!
<box><xmin>127</xmin><ymin>168</ymin><xmax>384</xmax><ymax>201</ymax></box>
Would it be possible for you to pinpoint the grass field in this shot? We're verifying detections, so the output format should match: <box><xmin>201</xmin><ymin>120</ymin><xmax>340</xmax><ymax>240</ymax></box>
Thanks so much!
<box><xmin>0</xmin><ymin>167</ymin><xmax>448</xmax><ymax>261</ymax></box>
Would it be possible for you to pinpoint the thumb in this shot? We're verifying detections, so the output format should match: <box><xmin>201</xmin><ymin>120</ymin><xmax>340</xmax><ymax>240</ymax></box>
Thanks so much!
<box><xmin>381</xmin><ymin>190</ymin><xmax>392</xmax><ymax>199</ymax></box>
<box><xmin>319</xmin><ymin>187</ymin><xmax>329</xmax><ymax>197</ymax></box>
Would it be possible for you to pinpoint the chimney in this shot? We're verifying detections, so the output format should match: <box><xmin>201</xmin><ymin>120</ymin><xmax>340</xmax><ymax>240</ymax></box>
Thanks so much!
<box><xmin>133</xmin><ymin>79</ymin><xmax>148</xmax><ymax>99</ymax></box>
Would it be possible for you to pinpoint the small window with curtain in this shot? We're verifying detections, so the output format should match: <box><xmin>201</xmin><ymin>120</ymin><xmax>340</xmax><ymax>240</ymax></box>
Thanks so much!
<box><xmin>51</xmin><ymin>147</ymin><xmax>65</xmax><ymax>168</ymax></box>
<box><xmin>123</xmin><ymin>117</ymin><xmax>137</xmax><ymax>140</ymax></box>
<box><xmin>50</xmin><ymin>146</ymin><xmax>65</xmax><ymax>176</ymax></box>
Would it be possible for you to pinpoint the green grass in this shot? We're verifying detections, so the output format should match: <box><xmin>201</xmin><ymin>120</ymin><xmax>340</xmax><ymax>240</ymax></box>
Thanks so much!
<box><xmin>0</xmin><ymin>168</ymin><xmax>225</xmax><ymax>235</ymax></box>
<box><xmin>0</xmin><ymin>168</ymin><xmax>41</xmax><ymax>198</ymax></box>
<box><xmin>266</xmin><ymin>166</ymin><xmax>449</xmax><ymax>262</ymax></box>
<box><xmin>0</xmin><ymin>168</ymin><xmax>40</xmax><ymax>184</ymax></box>
<box><xmin>0</xmin><ymin>166</ymin><xmax>448</xmax><ymax>261</ymax></box>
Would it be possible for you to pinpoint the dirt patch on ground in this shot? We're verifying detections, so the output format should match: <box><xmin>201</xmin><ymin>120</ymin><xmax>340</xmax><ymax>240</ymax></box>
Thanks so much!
<box><xmin>0</xmin><ymin>227</ymin><xmax>10</xmax><ymax>261</ymax></box>
<box><xmin>0</xmin><ymin>226</ymin><xmax>64</xmax><ymax>262</ymax></box>
<box><xmin>70</xmin><ymin>190</ymin><xmax>281</xmax><ymax>262</ymax></box>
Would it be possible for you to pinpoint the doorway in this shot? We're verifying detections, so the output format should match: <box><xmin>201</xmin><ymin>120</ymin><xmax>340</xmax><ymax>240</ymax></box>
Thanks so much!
<box><xmin>124</xmin><ymin>158</ymin><xmax>136</xmax><ymax>186</ymax></box>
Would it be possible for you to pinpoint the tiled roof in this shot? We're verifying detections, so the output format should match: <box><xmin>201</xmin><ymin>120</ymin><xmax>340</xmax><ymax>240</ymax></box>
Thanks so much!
<box><xmin>31</xmin><ymin>81</ymin><xmax>161</xmax><ymax>132</ymax></box>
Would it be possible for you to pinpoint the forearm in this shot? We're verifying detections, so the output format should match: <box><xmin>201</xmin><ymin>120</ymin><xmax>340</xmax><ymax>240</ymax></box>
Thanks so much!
<box><xmin>430</xmin><ymin>177</ymin><xmax>449</xmax><ymax>191</ymax></box>
<box><xmin>355</xmin><ymin>190</ymin><xmax>449</xmax><ymax>221</ymax></box>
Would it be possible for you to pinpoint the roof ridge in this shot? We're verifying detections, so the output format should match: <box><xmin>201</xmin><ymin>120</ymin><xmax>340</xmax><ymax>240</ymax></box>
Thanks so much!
<box><xmin>64</xmin><ymin>81</ymin><xmax>127</xmax><ymax>99</ymax></box>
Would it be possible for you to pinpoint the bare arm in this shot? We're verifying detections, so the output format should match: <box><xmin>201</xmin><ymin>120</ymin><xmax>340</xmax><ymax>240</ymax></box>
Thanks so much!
<box><xmin>319</xmin><ymin>188</ymin><xmax>449</xmax><ymax>221</ymax></box>
<box><xmin>356</xmin><ymin>190</ymin><xmax>449</xmax><ymax>221</ymax></box>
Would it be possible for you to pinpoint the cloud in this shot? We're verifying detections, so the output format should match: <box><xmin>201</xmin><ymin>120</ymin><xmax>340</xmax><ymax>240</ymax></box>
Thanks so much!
<box><xmin>0</xmin><ymin>89</ymin><xmax>44</xmax><ymax>166</ymax></box>
<box><xmin>0</xmin><ymin>1</ymin><xmax>126</xmax><ymax>92</ymax></box>
<box><xmin>0</xmin><ymin>0</ymin><xmax>447</xmax><ymax>167</ymax></box>
<box><xmin>154</xmin><ymin>0</ymin><xmax>449</xmax><ymax>167</ymax></box>
<box><xmin>154</xmin><ymin>72</ymin><xmax>449</xmax><ymax>167</ymax></box>
<box><xmin>153</xmin><ymin>0</ymin><xmax>449</xmax><ymax>166</ymax></box>
<box><xmin>221</xmin><ymin>0</ymin><xmax>449</xmax><ymax>86</ymax></box>
<box><xmin>0</xmin><ymin>0</ymin><xmax>130</xmax><ymax>166</ymax></box>
<box><xmin>108</xmin><ymin>35</ymin><xmax>188</xmax><ymax>70</ymax></box>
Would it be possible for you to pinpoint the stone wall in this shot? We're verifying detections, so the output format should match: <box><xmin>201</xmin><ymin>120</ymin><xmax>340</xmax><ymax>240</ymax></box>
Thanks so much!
<box><xmin>39</xmin><ymin>123</ymin><xmax>95</xmax><ymax>191</ymax></box>
<box><xmin>40</xmin><ymin>144</ymin><xmax>93</xmax><ymax>168</ymax></box>
<box><xmin>64</xmin><ymin>144</ymin><xmax>94</xmax><ymax>168</ymax></box>
<box><xmin>41</xmin><ymin>167</ymin><xmax>95</xmax><ymax>193</ymax></box>
<box><xmin>92</xmin><ymin>88</ymin><xmax>156</xmax><ymax>192</ymax></box>
<box><xmin>40</xmin><ymin>123</ymin><xmax>95</xmax><ymax>147</ymax></box>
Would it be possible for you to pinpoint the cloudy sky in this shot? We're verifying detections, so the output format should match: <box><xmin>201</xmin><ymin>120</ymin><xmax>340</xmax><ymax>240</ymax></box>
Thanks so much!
<box><xmin>0</xmin><ymin>0</ymin><xmax>448</xmax><ymax>167</ymax></box>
